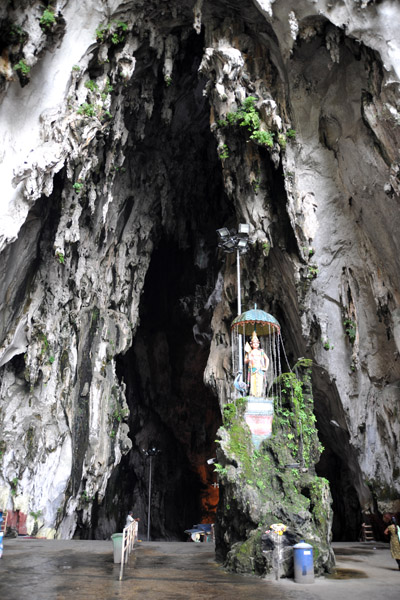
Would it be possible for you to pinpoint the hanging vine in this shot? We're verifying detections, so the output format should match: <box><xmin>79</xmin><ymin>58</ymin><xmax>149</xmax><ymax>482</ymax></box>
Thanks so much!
<box><xmin>272</xmin><ymin>359</ymin><xmax>323</xmax><ymax>468</ymax></box>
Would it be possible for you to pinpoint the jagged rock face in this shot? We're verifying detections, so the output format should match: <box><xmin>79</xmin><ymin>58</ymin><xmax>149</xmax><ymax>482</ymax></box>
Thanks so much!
<box><xmin>214</xmin><ymin>362</ymin><xmax>335</xmax><ymax>577</ymax></box>
<box><xmin>0</xmin><ymin>0</ymin><xmax>399</xmax><ymax>569</ymax></box>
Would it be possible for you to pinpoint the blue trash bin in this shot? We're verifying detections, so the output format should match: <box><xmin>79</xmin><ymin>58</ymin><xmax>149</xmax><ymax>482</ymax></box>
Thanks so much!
<box><xmin>293</xmin><ymin>541</ymin><xmax>314</xmax><ymax>583</ymax></box>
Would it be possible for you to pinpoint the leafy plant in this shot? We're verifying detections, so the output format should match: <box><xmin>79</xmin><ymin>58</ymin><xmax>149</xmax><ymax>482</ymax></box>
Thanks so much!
<box><xmin>9</xmin><ymin>24</ymin><xmax>27</xmax><ymax>45</ymax></box>
<box><xmin>81</xmin><ymin>490</ymin><xmax>93</xmax><ymax>502</ymax></box>
<box><xmin>256</xmin><ymin>478</ymin><xmax>266</xmax><ymax>492</ymax></box>
<box><xmin>10</xmin><ymin>477</ymin><xmax>18</xmax><ymax>496</ymax></box>
<box><xmin>218</xmin><ymin>144</ymin><xmax>229</xmax><ymax>160</ymax></box>
<box><xmin>111</xmin><ymin>21</ymin><xmax>128</xmax><ymax>44</ymax></box>
<box><xmin>111</xmin><ymin>406</ymin><xmax>128</xmax><ymax>423</ymax></box>
<box><xmin>96</xmin><ymin>25</ymin><xmax>107</xmax><ymax>42</ymax></box>
<box><xmin>277</xmin><ymin>132</ymin><xmax>287</xmax><ymax>148</ymax></box>
<box><xmin>30</xmin><ymin>510</ymin><xmax>42</xmax><ymax>521</ymax></box>
<box><xmin>223</xmin><ymin>402</ymin><xmax>237</xmax><ymax>424</ymax></box>
<box><xmin>96</xmin><ymin>20</ymin><xmax>128</xmax><ymax>45</ymax></box>
<box><xmin>236</xmin><ymin>96</ymin><xmax>261</xmax><ymax>130</ymax></box>
<box><xmin>214</xmin><ymin>463</ymin><xmax>228</xmax><ymax>477</ymax></box>
<box><xmin>307</xmin><ymin>265</ymin><xmax>318</xmax><ymax>279</ymax></box>
<box><xmin>91</xmin><ymin>307</ymin><xmax>100</xmax><ymax>328</ymax></box>
<box><xmin>77</xmin><ymin>102</ymin><xmax>96</xmax><ymax>117</ymax></box>
<box><xmin>55</xmin><ymin>250</ymin><xmax>65</xmax><ymax>264</ymax></box>
<box><xmin>262</xmin><ymin>241</ymin><xmax>270</xmax><ymax>256</ymax></box>
<box><xmin>274</xmin><ymin>364</ymin><xmax>323</xmax><ymax>468</ymax></box>
<box><xmin>72</xmin><ymin>65</ymin><xmax>80</xmax><ymax>72</ymax></box>
<box><xmin>40</xmin><ymin>7</ymin><xmax>56</xmax><ymax>31</ymax></box>
<box><xmin>322</xmin><ymin>340</ymin><xmax>333</xmax><ymax>351</ymax></box>
<box><xmin>77</xmin><ymin>102</ymin><xmax>111</xmax><ymax>122</ymax></box>
<box><xmin>223</xmin><ymin>96</ymin><xmax>274</xmax><ymax>148</ymax></box>
<box><xmin>164</xmin><ymin>75</ymin><xmax>172</xmax><ymax>86</ymax></box>
<box><xmin>103</xmin><ymin>79</ymin><xmax>113</xmax><ymax>95</ymax></box>
<box><xmin>344</xmin><ymin>318</ymin><xmax>356</xmax><ymax>344</ymax></box>
<box><xmin>85</xmin><ymin>79</ymin><xmax>98</xmax><ymax>92</ymax></box>
<box><xmin>40</xmin><ymin>333</ymin><xmax>49</xmax><ymax>354</ymax></box>
<box><xmin>251</xmin><ymin>175</ymin><xmax>260</xmax><ymax>193</ymax></box>
<box><xmin>14</xmin><ymin>59</ymin><xmax>30</xmax><ymax>75</ymax></box>
<box><xmin>250</xmin><ymin>129</ymin><xmax>274</xmax><ymax>147</ymax></box>
<box><xmin>109</xmin><ymin>399</ymin><xmax>128</xmax><ymax>441</ymax></box>
<box><xmin>286</xmin><ymin>129</ymin><xmax>296</xmax><ymax>139</ymax></box>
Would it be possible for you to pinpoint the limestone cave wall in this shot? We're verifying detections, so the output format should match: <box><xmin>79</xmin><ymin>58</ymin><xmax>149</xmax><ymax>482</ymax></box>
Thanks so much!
<box><xmin>0</xmin><ymin>0</ymin><xmax>399</xmax><ymax>568</ymax></box>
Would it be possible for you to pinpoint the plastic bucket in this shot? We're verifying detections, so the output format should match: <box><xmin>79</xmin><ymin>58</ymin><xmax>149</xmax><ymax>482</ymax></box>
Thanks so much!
<box><xmin>293</xmin><ymin>541</ymin><xmax>314</xmax><ymax>583</ymax></box>
<box><xmin>111</xmin><ymin>533</ymin><xmax>123</xmax><ymax>563</ymax></box>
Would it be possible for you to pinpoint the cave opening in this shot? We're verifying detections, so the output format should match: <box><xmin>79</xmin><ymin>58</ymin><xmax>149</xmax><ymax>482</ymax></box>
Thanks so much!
<box><xmin>115</xmin><ymin>237</ymin><xmax>223</xmax><ymax>540</ymax></box>
<box><xmin>92</xmin><ymin>15</ymin><xmax>363</xmax><ymax>545</ymax></box>
<box><xmin>313</xmin><ymin>373</ymin><xmax>363</xmax><ymax>541</ymax></box>
<box><xmin>95</xmin><ymin>26</ymin><xmax>233</xmax><ymax>540</ymax></box>
<box><xmin>316</xmin><ymin>438</ymin><xmax>363</xmax><ymax>541</ymax></box>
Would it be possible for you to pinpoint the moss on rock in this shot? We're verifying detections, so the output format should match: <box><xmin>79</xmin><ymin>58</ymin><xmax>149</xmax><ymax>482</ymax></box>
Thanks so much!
<box><xmin>215</xmin><ymin>361</ymin><xmax>335</xmax><ymax>577</ymax></box>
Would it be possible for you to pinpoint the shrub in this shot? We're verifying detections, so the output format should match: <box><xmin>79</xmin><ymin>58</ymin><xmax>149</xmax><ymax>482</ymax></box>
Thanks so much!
<box><xmin>14</xmin><ymin>59</ymin><xmax>30</xmax><ymax>75</ymax></box>
<box><xmin>40</xmin><ymin>8</ymin><xmax>56</xmax><ymax>31</ymax></box>
<box><xmin>223</xmin><ymin>96</ymin><xmax>274</xmax><ymax>148</ymax></box>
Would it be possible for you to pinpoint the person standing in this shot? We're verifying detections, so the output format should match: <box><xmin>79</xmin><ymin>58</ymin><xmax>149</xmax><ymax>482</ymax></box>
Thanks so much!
<box><xmin>384</xmin><ymin>515</ymin><xmax>400</xmax><ymax>570</ymax></box>
<box><xmin>125</xmin><ymin>511</ymin><xmax>134</xmax><ymax>528</ymax></box>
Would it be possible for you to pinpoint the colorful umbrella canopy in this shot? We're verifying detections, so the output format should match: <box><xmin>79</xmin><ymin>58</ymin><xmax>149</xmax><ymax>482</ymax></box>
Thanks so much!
<box><xmin>231</xmin><ymin>308</ymin><xmax>280</xmax><ymax>335</ymax></box>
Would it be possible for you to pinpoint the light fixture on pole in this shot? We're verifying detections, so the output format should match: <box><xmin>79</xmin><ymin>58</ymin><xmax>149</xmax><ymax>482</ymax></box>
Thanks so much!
<box><xmin>217</xmin><ymin>224</ymin><xmax>251</xmax><ymax>391</ymax></box>
<box><xmin>142</xmin><ymin>447</ymin><xmax>160</xmax><ymax>542</ymax></box>
<box><xmin>219</xmin><ymin>225</ymin><xmax>284</xmax><ymax>449</ymax></box>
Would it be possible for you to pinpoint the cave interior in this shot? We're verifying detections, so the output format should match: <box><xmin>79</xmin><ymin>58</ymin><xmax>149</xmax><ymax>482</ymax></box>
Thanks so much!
<box><xmin>82</xmin><ymin>24</ymin><xmax>365</xmax><ymax>542</ymax></box>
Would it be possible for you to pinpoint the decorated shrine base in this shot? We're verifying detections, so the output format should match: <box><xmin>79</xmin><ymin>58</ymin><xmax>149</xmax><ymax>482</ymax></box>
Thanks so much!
<box><xmin>244</xmin><ymin>396</ymin><xmax>274</xmax><ymax>449</ymax></box>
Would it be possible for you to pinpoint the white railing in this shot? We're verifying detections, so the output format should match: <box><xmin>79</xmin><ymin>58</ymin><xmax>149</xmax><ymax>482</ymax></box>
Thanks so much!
<box><xmin>119</xmin><ymin>519</ymin><xmax>139</xmax><ymax>581</ymax></box>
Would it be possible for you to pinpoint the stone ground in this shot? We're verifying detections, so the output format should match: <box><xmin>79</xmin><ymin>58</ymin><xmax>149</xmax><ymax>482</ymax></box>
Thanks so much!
<box><xmin>0</xmin><ymin>539</ymin><xmax>399</xmax><ymax>600</ymax></box>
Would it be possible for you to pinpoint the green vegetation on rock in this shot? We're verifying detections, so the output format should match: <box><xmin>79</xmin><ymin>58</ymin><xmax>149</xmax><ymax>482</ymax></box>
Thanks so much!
<box><xmin>343</xmin><ymin>318</ymin><xmax>356</xmax><ymax>344</ymax></box>
<box><xmin>216</xmin><ymin>359</ymin><xmax>333</xmax><ymax>576</ymax></box>
<box><xmin>223</xmin><ymin>96</ymin><xmax>274</xmax><ymax>148</ymax></box>
<box><xmin>218</xmin><ymin>96</ymin><xmax>296</xmax><ymax>151</ymax></box>
<box><xmin>13</xmin><ymin>59</ymin><xmax>30</xmax><ymax>75</ymax></box>
<box><xmin>40</xmin><ymin>7</ymin><xmax>56</xmax><ymax>31</ymax></box>
<box><xmin>96</xmin><ymin>20</ymin><xmax>128</xmax><ymax>45</ymax></box>
<box><xmin>218</xmin><ymin>144</ymin><xmax>229</xmax><ymax>160</ymax></box>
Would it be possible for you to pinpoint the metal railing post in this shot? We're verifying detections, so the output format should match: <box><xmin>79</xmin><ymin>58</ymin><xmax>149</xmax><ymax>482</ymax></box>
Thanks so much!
<box><xmin>119</xmin><ymin>520</ymin><xmax>139</xmax><ymax>581</ymax></box>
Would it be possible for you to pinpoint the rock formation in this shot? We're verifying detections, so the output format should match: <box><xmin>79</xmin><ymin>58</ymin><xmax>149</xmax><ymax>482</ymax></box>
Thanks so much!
<box><xmin>0</xmin><ymin>0</ymin><xmax>399</xmax><ymax>575</ymax></box>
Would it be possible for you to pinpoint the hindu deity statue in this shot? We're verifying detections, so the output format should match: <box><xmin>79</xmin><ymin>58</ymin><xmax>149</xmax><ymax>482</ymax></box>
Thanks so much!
<box><xmin>244</xmin><ymin>331</ymin><xmax>269</xmax><ymax>398</ymax></box>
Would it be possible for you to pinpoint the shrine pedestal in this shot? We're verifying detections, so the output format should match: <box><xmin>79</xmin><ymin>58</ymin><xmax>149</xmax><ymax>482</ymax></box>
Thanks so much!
<box><xmin>244</xmin><ymin>397</ymin><xmax>274</xmax><ymax>449</ymax></box>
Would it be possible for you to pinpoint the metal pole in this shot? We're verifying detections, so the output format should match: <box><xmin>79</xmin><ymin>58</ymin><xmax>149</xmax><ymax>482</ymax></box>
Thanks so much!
<box><xmin>236</xmin><ymin>247</ymin><xmax>241</xmax><ymax>315</ymax></box>
<box><xmin>237</xmin><ymin>248</ymin><xmax>243</xmax><ymax>375</ymax></box>
<box><xmin>147</xmin><ymin>455</ymin><xmax>152</xmax><ymax>542</ymax></box>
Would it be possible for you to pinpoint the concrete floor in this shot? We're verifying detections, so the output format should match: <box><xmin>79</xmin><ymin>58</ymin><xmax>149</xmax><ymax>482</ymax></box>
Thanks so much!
<box><xmin>0</xmin><ymin>538</ymin><xmax>399</xmax><ymax>600</ymax></box>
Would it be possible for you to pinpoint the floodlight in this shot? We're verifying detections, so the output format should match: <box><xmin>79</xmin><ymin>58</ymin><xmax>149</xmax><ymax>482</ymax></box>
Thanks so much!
<box><xmin>238</xmin><ymin>223</ymin><xmax>250</xmax><ymax>235</ymax></box>
<box><xmin>217</xmin><ymin>227</ymin><xmax>230</xmax><ymax>239</ymax></box>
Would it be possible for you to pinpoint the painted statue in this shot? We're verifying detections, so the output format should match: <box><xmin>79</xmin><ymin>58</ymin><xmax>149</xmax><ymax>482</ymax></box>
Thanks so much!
<box><xmin>244</xmin><ymin>331</ymin><xmax>269</xmax><ymax>397</ymax></box>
